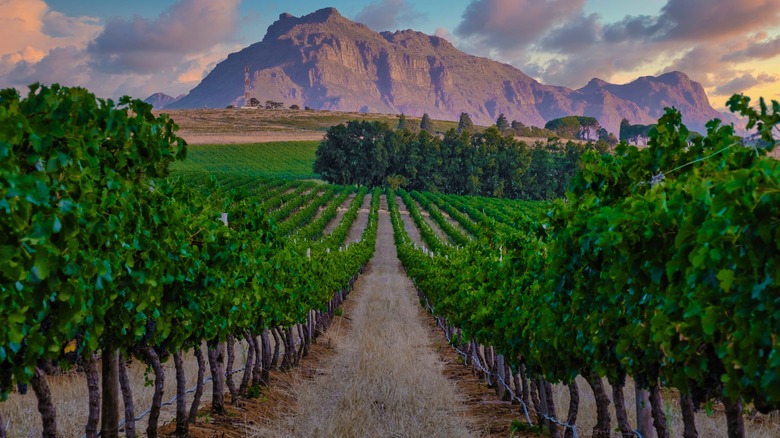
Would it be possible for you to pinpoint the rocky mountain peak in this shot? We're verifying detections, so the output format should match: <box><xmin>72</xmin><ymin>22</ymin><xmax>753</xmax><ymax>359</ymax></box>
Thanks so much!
<box><xmin>264</xmin><ymin>7</ymin><xmax>356</xmax><ymax>42</ymax></box>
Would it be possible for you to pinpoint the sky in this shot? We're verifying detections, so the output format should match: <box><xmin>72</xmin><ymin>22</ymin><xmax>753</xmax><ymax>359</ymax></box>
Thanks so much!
<box><xmin>2</xmin><ymin>0</ymin><xmax>779</xmax><ymax>110</ymax></box>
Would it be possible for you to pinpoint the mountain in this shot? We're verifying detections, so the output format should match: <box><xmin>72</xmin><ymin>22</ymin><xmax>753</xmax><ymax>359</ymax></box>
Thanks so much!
<box><xmin>144</xmin><ymin>92</ymin><xmax>183</xmax><ymax>109</ymax></box>
<box><xmin>168</xmin><ymin>7</ymin><xmax>727</xmax><ymax>135</ymax></box>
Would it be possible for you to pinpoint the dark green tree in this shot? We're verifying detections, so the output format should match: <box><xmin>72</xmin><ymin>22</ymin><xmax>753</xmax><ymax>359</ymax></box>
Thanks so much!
<box><xmin>457</xmin><ymin>112</ymin><xmax>474</xmax><ymax>133</ymax></box>
<box><xmin>397</xmin><ymin>113</ymin><xmax>410</xmax><ymax>131</ymax></box>
<box><xmin>619</xmin><ymin>119</ymin><xmax>654</xmax><ymax>145</ymax></box>
<box><xmin>314</xmin><ymin>120</ymin><xmax>393</xmax><ymax>186</ymax></box>
<box><xmin>496</xmin><ymin>113</ymin><xmax>510</xmax><ymax>133</ymax></box>
<box><xmin>420</xmin><ymin>113</ymin><xmax>434</xmax><ymax>134</ymax></box>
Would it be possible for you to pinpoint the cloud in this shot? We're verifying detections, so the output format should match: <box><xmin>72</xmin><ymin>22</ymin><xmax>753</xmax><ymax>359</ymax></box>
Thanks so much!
<box><xmin>540</xmin><ymin>13</ymin><xmax>600</xmax><ymax>54</ymax></box>
<box><xmin>714</xmin><ymin>73</ymin><xmax>778</xmax><ymax>96</ymax></box>
<box><xmin>603</xmin><ymin>0</ymin><xmax>780</xmax><ymax>43</ymax></box>
<box><xmin>455</xmin><ymin>0</ymin><xmax>584</xmax><ymax>55</ymax></box>
<box><xmin>723</xmin><ymin>35</ymin><xmax>780</xmax><ymax>62</ymax></box>
<box><xmin>87</xmin><ymin>0</ymin><xmax>240</xmax><ymax>74</ymax></box>
<box><xmin>0</xmin><ymin>0</ymin><xmax>242</xmax><ymax>100</ymax></box>
<box><xmin>451</xmin><ymin>0</ymin><xmax>780</xmax><ymax>99</ymax></box>
<box><xmin>353</xmin><ymin>0</ymin><xmax>424</xmax><ymax>32</ymax></box>
<box><xmin>0</xmin><ymin>0</ymin><xmax>100</xmax><ymax>54</ymax></box>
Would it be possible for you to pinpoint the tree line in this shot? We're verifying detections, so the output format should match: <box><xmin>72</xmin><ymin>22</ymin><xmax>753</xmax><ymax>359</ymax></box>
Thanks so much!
<box><xmin>314</xmin><ymin>118</ymin><xmax>610</xmax><ymax>200</ymax></box>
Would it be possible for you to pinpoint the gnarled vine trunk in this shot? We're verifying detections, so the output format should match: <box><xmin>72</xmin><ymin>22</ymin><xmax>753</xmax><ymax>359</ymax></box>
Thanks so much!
<box><xmin>84</xmin><ymin>353</ymin><xmax>100</xmax><ymax>438</ymax></box>
<box><xmin>31</xmin><ymin>366</ymin><xmax>57</xmax><ymax>438</ymax></box>
<box><xmin>271</xmin><ymin>327</ymin><xmax>282</xmax><ymax>369</ymax></box>
<box><xmin>530</xmin><ymin>378</ymin><xmax>544</xmax><ymax>425</ymax></box>
<box><xmin>188</xmin><ymin>344</ymin><xmax>206</xmax><ymax>423</ymax></box>
<box><xmin>225</xmin><ymin>334</ymin><xmax>238</xmax><ymax>403</ymax></box>
<box><xmin>584</xmin><ymin>372</ymin><xmax>611</xmax><ymax>438</ymax></box>
<box><xmin>564</xmin><ymin>380</ymin><xmax>579</xmax><ymax>438</ymax></box>
<box><xmin>240</xmin><ymin>330</ymin><xmax>255</xmax><ymax>395</ymax></box>
<box><xmin>207</xmin><ymin>341</ymin><xmax>226</xmax><ymax>415</ymax></box>
<box><xmin>173</xmin><ymin>351</ymin><xmax>188</xmax><ymax>436</ymax></box>
<box><xmin>649</xmin><ymin>384</ymin><xmax>669</xmax><ymax>438</ymax></box>
<box><xmin>140</xmin><ymin>346</ymin><xmax>164</xmax><ymax>438</ymax></box>
<box><xmin>260</xmin><ymin>329</ymin><xmax>271</xmax><ymax>385</ymax></box>
<box><xmin>680</xmin><ymin>392</ymin><xmax>698</xmax><ymax>438</ymax></box>
<box><xmin>608</xmin><ymin>374</ymin><xmax>632</xmax><ymax>437</ymax></box>
<box><xmin>117</xmin><ymin>357</ymin><xmax>136</xmax><ymax>437</ymax></box>
<box><xmin>100</xmin><ymin>350</ymin><xmax>120</xmax><ymax>438</ymax></box>
<box><xmin>723</xmin><ymin>397</ymin><xmax>746</xmax><ymax>438</ymax></box>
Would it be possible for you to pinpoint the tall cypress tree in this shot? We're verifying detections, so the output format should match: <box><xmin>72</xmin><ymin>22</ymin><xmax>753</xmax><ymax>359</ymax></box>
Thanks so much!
<box><xmin>457</xmin><ymin>112</ymin><xmax>474</xmax><ymax>133</ymax></box>
<box><xmin>420</xmin><ymin>113</ymin><xmax>434</xmax><ymax>134</ymax></box>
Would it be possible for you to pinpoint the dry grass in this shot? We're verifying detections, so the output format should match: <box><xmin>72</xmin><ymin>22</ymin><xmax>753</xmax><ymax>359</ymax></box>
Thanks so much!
<box><xmin>159</xmin><ymin>108</ymin><xmax>462</xmax><ymax>146</ymax></box>
<box><xmin>252</xmin><ymin>198</ymin><xmax>474</xmax><ymax>437</ymax></box>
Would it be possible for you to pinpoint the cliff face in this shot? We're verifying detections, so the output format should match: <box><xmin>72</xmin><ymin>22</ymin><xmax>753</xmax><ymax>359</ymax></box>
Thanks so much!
<box><xmin>168</xmin><ymin>8</ymin><xmax>726</xmax><ymax>134</ymax></box>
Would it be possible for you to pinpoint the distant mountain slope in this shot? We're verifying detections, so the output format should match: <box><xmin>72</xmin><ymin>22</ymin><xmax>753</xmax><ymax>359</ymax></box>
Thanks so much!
<box><xmin>168</xmin><ymin>7</ymin><xmax>729</xmax><ymax>135</ymax></box>
<box><xmin>143</xmin><ymin>92</ymin><xmax>182</xmax><ymax>109</ymax></box>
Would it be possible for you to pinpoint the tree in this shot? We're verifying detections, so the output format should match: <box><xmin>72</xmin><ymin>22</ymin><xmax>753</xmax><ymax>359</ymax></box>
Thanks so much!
<box><xmin>420</xmin><ymin>113</ymin><xmax>434</xmax><ymax>134</ymax></box>
<box><xmin>544</xmin><ymin>116</ymin><xmax>602</xmax><ymax>140</ymax></box>
<box><xmin>397</xmin><ymin>113</ymin><xmax>410</xmax><ymax>131</ymax></box>
<box><xmin>457</xmin><ymin>112</ymin><xmax>474</xmax><ymax>133</ymax></box>
<box><xmin>511</xmin><ymin>120</ymin><xmax>525</xmax><ymax>135</ymax></box>
<box><xmin>314</xmin><ymin>120</ymin><xmax>394</xmax><ymax>186</ymax></box>
<box><xmin>619</xmin><ymin>118</ymin><xmax>654</xmax><ymax>145</ymax></box>
<box><xmin>496</xmin><ymin>113</ymin><xmax>510</xmax><ymax>133</ymax></box>
<box><xmin>247</xmin><ymin>97</ymin><xmax>260</xmax><ymax>107</ymax></box>
<box><xmin>289</xmin><ymin>104</ymin><xmax>300</xmax><ymax>110</ymax></box>
<box><xmin>576</xmin><ymin>116</ymin><xmax>600</xmax><ymax>141</ymax></box>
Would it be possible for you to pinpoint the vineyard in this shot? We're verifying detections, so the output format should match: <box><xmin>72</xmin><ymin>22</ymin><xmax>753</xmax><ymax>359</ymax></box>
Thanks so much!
<box><xmin>1</xmin><ymin>83</ymin><xmax>780</xmax><ymax>438</ymax></box>
<box><xmin>0</xmin><ymin>85</ymin><xmax>381</xmax><ymax>437</ymax></box>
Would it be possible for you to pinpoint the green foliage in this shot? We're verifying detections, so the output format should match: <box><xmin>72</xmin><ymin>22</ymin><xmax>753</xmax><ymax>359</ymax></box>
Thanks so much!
<box><xmin>420</xmin><ymin>113</ymin><xmax>434</xmax><ymax>134</ymax></box>
<box><xmin>0</xmin><ymin>83</ymin><xmax>380</xmax><ymax>408</ymax></box>
<box><xmin>545</xmin><ymin>115</ymin><xmax>602</xmax><ymax>140</ymax></box>
<box><xmin>314</xmin><ymin>121</ymin><xmax>588</xmax><ymax>200</ymax></box>
<box><xmin>0</xmin><ymin>83</ymin><xmax>185</xmax><ymax>396</ymax></box>
<box><xmin>511</xmin><ymin>120</ymin><xmax>557</xmax><ymax>139</ymax></box>
<box><xmin>397</xmin><ymin>113</ymin><xmax>410</xmax><ymax>131</ymax></box>
<box><xmin>619</xmin><ymin>118</ymin><xmax>654</xmax><ymax>144</ymax></box>
<box><xmin>457</xmin><ymin>112</ymin><xmax>474</xmax><ymax>133</ymax></box>
<box><xmin>496</xmin><ymin>113</ymin><xmax>510</xmax><ymax>133</ymax></box>
<box><xmin>314</xmin><ymin>120</ymin><xmax>394</xmax><ymax>186</ymax></box>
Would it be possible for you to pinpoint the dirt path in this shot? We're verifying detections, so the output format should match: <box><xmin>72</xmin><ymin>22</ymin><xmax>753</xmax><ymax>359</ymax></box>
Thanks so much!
<box><xmin>257</xmin><ymin>195</ymin><xmax>474</xmax><ymax>437</ymax></box>
<box><xmin>321</xmin><ymin>192</ymin><xmax>357</xmax><ymax>235</ymax></box>
<box><xmin>396</xmin><ymin>196</ymin><xmax>427</xmax><ymax>251</ymax></box>
<box><xmin>413</xmin><ymin>199</ymin><xmax>452</xmax><ymax>244</ymax></box>
<box><xmin>345</xmin><ymin>192</ymin><xmax>372</xmax><ymax>243</ymax></box>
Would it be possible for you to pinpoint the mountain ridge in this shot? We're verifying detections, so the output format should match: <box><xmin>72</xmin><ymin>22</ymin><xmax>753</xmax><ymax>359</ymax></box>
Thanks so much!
<box><xmin>167</xmin><ymin>8</ymin><xmax>730</xmax><ymax>134</ymax></box>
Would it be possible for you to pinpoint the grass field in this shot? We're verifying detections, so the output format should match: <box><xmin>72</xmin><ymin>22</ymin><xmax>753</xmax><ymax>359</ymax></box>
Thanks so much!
<box><xmin>172</xmin><ymin>141</ymin><xmax>320</xmax><ymax>179</ymax></box>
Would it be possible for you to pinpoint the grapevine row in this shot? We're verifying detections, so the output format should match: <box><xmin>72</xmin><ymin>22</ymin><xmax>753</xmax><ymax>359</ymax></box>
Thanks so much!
<box><xmin>392</xmin><ymin>100</ymin><xmax>780</xmax><ymax>438</ymax></box>
<box><xmin>0</xmin><ymin>84</ymin><xmax>379</xmax><ymax>437</ymax></box>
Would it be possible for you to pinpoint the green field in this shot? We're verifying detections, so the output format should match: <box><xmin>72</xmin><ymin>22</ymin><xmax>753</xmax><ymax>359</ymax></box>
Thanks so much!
<box><xmin>171</xmin><ymin>141</ymin><xmax>320</xmax><ymax>179</ymax></box>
